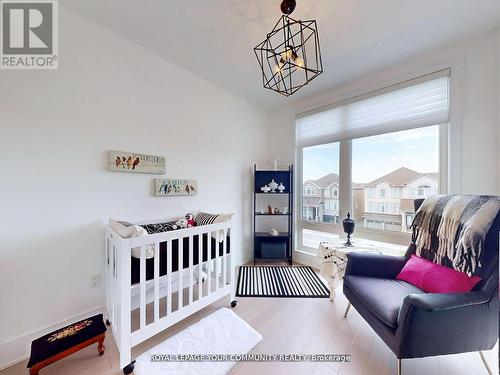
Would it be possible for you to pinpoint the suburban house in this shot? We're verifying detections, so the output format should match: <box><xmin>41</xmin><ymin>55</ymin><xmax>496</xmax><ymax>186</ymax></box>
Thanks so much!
<box><xmin>361</xmin><ymin>167</ymin><xmax>439</xmax><ymax>232</ymax></box>
<box><xmin>302</xmin><ymin>173</ymin><xmax>340</xmax><ymax>223</ymax></box>
<box><xmin>304</xmin><ymin>167</ymin><xmax>438</xmax><ymax>233</ymax></box>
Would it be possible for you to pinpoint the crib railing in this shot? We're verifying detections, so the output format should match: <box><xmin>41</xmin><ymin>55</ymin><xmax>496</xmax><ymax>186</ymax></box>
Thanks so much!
<box><xmin>105</xmin><ymin>221</ymin><xmax>233</xmax><ymax>369</ymax></box>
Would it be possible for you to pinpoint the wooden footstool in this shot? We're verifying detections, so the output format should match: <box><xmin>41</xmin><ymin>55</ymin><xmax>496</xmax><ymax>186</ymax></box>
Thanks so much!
<box><xmin>27</xmin><ymin>314</ymin><xmax>107</xmax><ymax>375</ymax></box>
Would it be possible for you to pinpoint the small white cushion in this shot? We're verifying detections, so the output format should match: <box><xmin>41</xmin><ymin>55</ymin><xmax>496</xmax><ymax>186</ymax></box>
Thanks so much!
<box><xmin>109</xmin><ymin>219</ymin><xmax>155</xmax><ymax>259</ymax></box>
<box><xmin>132</xmin><ymin>225</ymin><xmax>155</xmax><ymax>259</ymax></box>
<box><xmin>109</xmin><ymin>219</ymin><xmax>136</xmax><ymax>237</ymax></box>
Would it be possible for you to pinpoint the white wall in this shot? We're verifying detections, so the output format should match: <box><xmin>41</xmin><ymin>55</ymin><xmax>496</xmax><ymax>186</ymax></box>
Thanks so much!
<box><xmin>269</xmin><ymin>28</ymin><xmax>500</xmax><ymax>196</ymax></box>
<box><xmin>0</xmin><ymin>7</ymin><xmax>268</xmax><ymax>367</ymax></box>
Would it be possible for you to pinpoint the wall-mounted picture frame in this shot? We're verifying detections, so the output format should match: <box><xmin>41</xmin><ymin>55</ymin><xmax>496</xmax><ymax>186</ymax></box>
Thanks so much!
<box><xmin>108</xmin><ymin>150</ymin><xmax>166</xmax><ymax>174</ymax></box>
<box><xmin>155</xmin><ymin>179</ymin><xmax>198</xmax><ymax>196</ymax></box>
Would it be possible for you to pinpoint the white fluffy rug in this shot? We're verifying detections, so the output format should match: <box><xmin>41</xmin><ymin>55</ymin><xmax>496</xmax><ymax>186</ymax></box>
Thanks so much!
<box><xmin>134</xmin><ymin>307</ymin><xmax>262</xmax><ymax>375</ymax></box>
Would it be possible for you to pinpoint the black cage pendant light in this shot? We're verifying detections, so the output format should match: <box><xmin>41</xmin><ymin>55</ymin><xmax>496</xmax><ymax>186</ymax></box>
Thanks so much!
<box><xmin>254</xmin><ymin>0</ymin><xmax>323</xmax><ymax>97</ymax></box>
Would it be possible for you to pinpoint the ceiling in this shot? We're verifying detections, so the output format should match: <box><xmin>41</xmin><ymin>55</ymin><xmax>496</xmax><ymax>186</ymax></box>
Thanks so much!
<box><xmin>62</xmin><ymin>0</ymin><xmax>500</xmax><ymax>110</ymax></box>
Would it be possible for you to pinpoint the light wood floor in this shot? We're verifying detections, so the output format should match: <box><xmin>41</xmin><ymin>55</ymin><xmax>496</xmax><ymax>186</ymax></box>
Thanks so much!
<box><xmin>2</xmin><ymin>281</ymin><xmax>497</xmax><ymax>375</ymax></box>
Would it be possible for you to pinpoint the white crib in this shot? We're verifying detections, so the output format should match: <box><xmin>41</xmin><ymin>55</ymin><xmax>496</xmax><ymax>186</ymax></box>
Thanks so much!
<box><xmin>105</xmin><ymin>219</ymin><xmax>235</xmax><ymax>374</ymax></box>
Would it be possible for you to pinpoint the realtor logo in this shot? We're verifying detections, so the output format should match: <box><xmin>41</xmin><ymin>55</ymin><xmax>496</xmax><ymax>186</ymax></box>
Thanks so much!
<box><xmin>1</xmin><ymin>0</ymin><xmax>58</xmax><ymax>69</ymax></box>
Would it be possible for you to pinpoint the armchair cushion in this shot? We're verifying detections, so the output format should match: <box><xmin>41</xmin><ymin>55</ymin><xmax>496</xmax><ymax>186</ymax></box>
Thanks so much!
<box><xmin>344</xmin><ymin>275</ymin><xmax>425</xmax><ymax>328</ymax></box>
<box><xmin>396</xmin><ymin>255</ymin><xmax>482</xmax><ymax>293</ymax></box>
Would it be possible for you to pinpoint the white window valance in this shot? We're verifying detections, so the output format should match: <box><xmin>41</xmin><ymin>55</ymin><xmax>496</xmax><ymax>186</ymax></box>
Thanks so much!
<box><xmin>296</xmin><ymin>69</ymin><xmax>450</xmax><ymax>147</ymax></box>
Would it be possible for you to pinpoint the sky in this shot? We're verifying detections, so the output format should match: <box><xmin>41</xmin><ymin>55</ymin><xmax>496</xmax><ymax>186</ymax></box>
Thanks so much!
<box><xmin>302</xmin><ymin>125</ymin><xmax>439</xmax><ymax>183</ymax></box>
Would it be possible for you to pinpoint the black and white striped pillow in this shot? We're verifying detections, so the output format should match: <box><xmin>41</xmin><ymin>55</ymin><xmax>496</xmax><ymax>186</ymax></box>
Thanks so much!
<box><xmin>141</xmin><ymin>220</ymin><xmax>178</xmax><ymax>234</ymax></box>
<box><xmin>195</xmin><ymin>212</ymin><xmax>233</xmax><ymax>226</ymax></box>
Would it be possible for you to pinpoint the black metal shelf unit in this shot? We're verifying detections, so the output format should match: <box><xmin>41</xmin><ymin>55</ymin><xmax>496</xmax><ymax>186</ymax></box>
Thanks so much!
<box><xmin>253</xmin><ymin>164</ymin><xmax>293</xmax><ymax>265</ymax></box>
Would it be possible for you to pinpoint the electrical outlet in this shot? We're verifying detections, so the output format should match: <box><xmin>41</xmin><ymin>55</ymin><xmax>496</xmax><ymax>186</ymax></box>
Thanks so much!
<box><xmin>90</xmin><ymin>273</ymin><xmax>101</xmax><ymax>289</ymax></box>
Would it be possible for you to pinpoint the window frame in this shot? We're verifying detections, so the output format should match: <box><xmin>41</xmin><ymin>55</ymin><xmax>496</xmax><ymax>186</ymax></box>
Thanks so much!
<box><xmin>296</xmin><ymin>124</ymin><xmax>448</xmax><ymax>254</ymax></box>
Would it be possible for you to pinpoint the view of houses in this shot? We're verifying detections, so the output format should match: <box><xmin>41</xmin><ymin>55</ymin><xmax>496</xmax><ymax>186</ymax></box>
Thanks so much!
<box><xmin>302</xmin><ymin>167</ymin><xmax>439</xmax><ymax>232</ymax></box>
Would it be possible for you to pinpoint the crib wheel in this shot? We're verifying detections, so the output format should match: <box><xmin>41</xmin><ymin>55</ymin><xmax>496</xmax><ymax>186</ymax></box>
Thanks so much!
<box><xmin>231</xmin><ymin>300</ymin><xmax>237</xmax><ymax>308</ymax></box>
<box><xmin>105</xmin><ymin>319</ymin><xmax>111</xmax><ymax>326</ymax></box>
<box><xmin>123</xmin><ymin>360</ymin><xmax>135</xmax><ymax>374</ymax></box>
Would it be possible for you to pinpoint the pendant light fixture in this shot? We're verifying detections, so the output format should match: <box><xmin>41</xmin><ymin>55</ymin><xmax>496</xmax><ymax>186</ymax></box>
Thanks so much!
<box><xmin>254</xmin><ymin>0</ymin><xmax>323</xmax><ymax>97</ymax></box>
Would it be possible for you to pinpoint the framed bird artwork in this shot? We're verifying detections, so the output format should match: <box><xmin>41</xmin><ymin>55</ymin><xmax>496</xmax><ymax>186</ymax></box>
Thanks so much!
<box><xmin>107</xmin><ymin>150</ymin><xmax>166</xmax><ymax>174</ymax></box>
<box><xmin>154</xmin><ymin>179</ymin><xmax>198</xmax><ymax>196</ymax></box>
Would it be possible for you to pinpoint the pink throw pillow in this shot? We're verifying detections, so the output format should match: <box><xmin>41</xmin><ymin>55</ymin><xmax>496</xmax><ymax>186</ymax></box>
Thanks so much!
<box><xmin>396</xmin><ymin>254</ymin><xmax>481</xmax><ymax>293</ymax></box>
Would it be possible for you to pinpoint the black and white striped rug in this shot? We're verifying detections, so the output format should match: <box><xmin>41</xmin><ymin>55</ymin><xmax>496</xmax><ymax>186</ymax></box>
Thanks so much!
<box><xmin>236</xmin><ymin>266</ymin><xmax>329</xmax><ymax>298</ymax></box>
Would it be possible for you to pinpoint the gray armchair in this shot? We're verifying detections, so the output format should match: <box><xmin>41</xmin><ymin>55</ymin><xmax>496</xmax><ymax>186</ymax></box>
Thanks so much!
<box><xmin>343</xmin><ymin>198</ymin><xmax>499</xmax><ymax>375</ymax></box>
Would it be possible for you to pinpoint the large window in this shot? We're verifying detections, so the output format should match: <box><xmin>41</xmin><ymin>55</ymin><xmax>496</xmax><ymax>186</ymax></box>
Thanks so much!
<box><xmin>296</xmin><ymin>70</ymin><xmax>449</xmax><ymax>252</ymax></box>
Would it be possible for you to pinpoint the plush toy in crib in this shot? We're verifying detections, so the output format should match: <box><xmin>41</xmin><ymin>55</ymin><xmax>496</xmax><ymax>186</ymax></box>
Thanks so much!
<box><xmin>185</xmin><ymin>213</ymin><xmax>196</xmax><ymax>227</ymax></box>
<box><xmin>172</xmin><ymin>215</ymin><xmax>196</xmax><ymax>230</ymax></box>
<box><xmin>174</xmin><ymin>218</ymin><xmax>188</xmax><ymax>229</ymax></box>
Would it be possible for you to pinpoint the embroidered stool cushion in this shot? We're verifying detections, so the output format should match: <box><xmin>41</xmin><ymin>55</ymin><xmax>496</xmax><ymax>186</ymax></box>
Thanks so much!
<box><xmin>27</xmin><ymin>314</ymin><xmax>106</xmax><ymax>369</ymax></box>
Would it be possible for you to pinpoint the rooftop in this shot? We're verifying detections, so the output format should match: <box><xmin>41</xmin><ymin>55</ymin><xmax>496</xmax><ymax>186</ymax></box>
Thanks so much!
<box><xmin>305</xmin><ymin>173</ymin><xmax>339</xmax><ymax>188</ymax></box>
<box><xmin>364</xmin><ymin>167</ymin><xmax>438</xmax><ymax>187</ymax></box>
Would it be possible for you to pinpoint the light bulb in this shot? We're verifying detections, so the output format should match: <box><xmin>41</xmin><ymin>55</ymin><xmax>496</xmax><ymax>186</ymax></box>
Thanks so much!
<box><xmin>281</xmin><ymin>48</ymin><xmax>293</xmax><ymax>61</ymax></box>
<box><xmin>295</xmin><ymin>56</ymin><xmax>304</xmax><ymax>68</ymax></box>
<box><xmin>273</xmin><ymin>62</ymin><xmax>284</xmax><ymax>75</ymax></box>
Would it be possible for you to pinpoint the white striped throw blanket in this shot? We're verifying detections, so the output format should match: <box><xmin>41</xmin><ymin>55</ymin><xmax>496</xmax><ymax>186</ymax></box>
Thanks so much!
<box><xmin>411</xmin><ymin>195</ymin><xmax>500</xmax><ymax>275</ymax></box>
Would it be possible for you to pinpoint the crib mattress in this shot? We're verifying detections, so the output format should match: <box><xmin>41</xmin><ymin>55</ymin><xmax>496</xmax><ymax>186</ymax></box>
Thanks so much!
<box><xmin>131</xmin><ymin>233</ymin><xmax>230</xmax><ymax>285</ymax></box>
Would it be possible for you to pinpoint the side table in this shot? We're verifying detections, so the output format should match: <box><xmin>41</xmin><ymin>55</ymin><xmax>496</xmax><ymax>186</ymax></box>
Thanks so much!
<box><xmin>317</xmin><ymin>240</ymin><xmax>381</xmax><ymax>300</ymax></box>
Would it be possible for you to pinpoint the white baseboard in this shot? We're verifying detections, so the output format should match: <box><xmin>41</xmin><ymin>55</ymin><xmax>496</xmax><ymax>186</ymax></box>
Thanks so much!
<box><xmin>0</xmin><ymin>305</ymin><xmax>104</xmax><ymax>371</ymax></box>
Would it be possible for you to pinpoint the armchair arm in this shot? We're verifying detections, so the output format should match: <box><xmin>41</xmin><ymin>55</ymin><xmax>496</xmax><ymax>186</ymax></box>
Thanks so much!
<box><xmin>401</xmin><ymin>291</ymin><xmax>491</xmax><ymax>312</ymax></box>
<box><xmin>396</xmin><ymin>291</ymin><xmax>498</xmax><ymax>358</ymax></box>
<box><xmin>345</xmin><ymin>252</ymin><xmax>407</xmax><ymax>279</ymax></box>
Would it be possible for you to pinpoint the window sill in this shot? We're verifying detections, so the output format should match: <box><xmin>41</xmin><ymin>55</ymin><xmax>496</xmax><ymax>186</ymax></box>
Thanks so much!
<box><xmin>296</xmin><ymin>232</ymin><xmax>408</xmax><ymax>258</ymax></box>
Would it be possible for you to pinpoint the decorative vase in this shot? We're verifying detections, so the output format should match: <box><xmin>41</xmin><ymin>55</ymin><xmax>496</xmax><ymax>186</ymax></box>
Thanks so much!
<box><xmin>269</xmin><ymin>228</ymin><xmax>279</xmax><ymax>236</ymax></box>
<box><xmin>268</xmin><ymin>179</ymin><xmax>278</xmax><ymax>192</ymax></box>
<box><xmin>342</xmin><ymin>212</ymin><xmax>356</xmax><ymax>246</ymax></box>
<box><xmin>277</xmin><ymin>182</ymin><xmax>285</xmax><ymax>193</ymax></box>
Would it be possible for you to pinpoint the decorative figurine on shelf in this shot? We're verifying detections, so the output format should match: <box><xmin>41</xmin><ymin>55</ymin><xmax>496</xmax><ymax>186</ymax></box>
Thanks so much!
<box><xmin>266</xmin><ymin>158</ymin><xmax>283</xmax><ymax>171</ymax></box>
<box><xmin>269</xmin><ymin>228</ymin><xmax>279</xmax><ymax>236</ymax></box>
<box><xmin>268</xmin><ymin>179</ymin><xmax>278</xmax><ymax>192</ymax></box>
<box><xmin>342</xmin><ymin>212</ymin><xmax>356</xmax><ymax>247</ymax></box>
<box><xmin>267</xmin><ymin>205</ymin><xmax>273</xmax><ymax>214</ymax></box>
<box><xmin>278</xmin><ymin>182</ymin><xmax>285</xmax><ymax>193</ymax></box>
<box><xmin>261</xmin><ymin>185</ymin><xmax>271</xmax><ymax>193</ymax></box>
<box><xmin>274</xmin><ymin>208</ymin><xmax>280</xmax><ymax>214</ymax></box>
